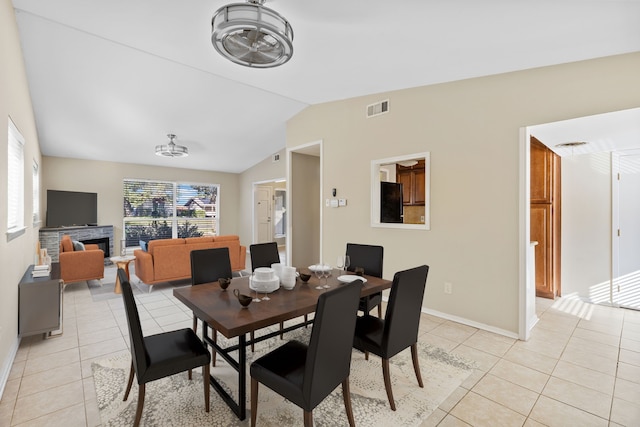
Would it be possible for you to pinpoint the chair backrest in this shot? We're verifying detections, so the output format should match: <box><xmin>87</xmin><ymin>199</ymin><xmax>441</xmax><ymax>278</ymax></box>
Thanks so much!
<box><xmin>119</xmin><ymin>268</ymin><xmax>149</xmax><ymax>382</ymax></box>
<box><xmin>345</xmin><ymin>243</ymin><xmax>384</xmax><ymax>278</ymax></box>
<box><xmin>303</xmin><ymin>280</ymin><xmax>363</xmax><ymax>409</ymax></box>
<box><xmin>190</xmin><ymin>247</ymin><xmax>232</xmax><ymax>286</ymax></box>
<box><xmin>383</xmin><ymin>265</ymin><xmax>430</xmax><ymax>357</ymax></box>
<box><xmin>249</xmin><ymin>242</ymin><xmax>280</xmax><ymax>272</ymax></box>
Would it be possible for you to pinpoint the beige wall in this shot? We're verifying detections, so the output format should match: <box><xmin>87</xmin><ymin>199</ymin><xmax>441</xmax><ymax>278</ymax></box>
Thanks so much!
<box><xmin>290</xmin><ymin>152</ymin><xmax>320</xmax><ymax>267</ymax></box>
<box><xmin>0</xmin><ymin>0</ymin><xmax>43</xmax><ymax>391</ymax></box>
<box><xmin>286</xmin><ymin>52</ymin><xmax>640</xmax><ymax>334</ymax></box>
<box><xmin>237</xmin><ymin>148</ymin><xmax>286</xmax><ymax>248</ymax></box>
<box><xmin>42</xmin><ymin>157</ymin><xmax>242</xmax><ymax>251</ymax></box>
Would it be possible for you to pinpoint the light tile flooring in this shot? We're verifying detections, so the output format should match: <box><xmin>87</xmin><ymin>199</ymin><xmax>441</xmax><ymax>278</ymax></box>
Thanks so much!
<box><xmin>2</xmin><ymin>265</ymin><xmax>640</xmax><ymax>426</ymax></box>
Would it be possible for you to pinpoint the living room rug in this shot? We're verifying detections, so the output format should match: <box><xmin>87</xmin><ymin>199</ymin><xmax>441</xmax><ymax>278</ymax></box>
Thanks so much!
<box><xmin>92</xmin><ymin>328</ymin><xmax>474</xmax><ymax>426</ymax></box>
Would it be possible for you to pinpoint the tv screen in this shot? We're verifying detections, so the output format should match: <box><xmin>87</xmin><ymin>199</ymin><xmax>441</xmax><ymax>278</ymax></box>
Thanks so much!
<box><xmin>46</xmin><ymin>190</ymin><xmax>98</xmax><ymax>227</ymax></box>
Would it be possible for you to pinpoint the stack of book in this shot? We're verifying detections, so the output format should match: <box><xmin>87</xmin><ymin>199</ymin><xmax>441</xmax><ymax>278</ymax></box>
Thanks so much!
<box><xmin>32</xmin><ymin>264</ymin><xmax>51</xmax><ymax>277</ymax></box>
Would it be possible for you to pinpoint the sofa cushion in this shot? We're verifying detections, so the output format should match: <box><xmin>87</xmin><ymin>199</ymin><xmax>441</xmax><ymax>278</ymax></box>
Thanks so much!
<box><xmin>147</xmin><ymin>238</ymin><xmax>185</xmax><ymax>256</ymax></box>
<box><xmin>72</xmin><ymin>240</ymin><xmax>85</xmax><ymax>251</ymax></box>
<box><xmin>214</xmin><ymin>235</ymin><xmax>238</xmax><ymax>242</ymax></box>
<box><xmin>184</xmin><ymin>237</ymin><xmax>214</xmax><ymax>245</ymax></box>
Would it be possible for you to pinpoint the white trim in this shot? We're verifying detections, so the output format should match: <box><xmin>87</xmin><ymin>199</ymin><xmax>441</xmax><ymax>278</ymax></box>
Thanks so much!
<box><xmin>0</xmin><ymin>336</ymin><xmax>20</xmax><ymax>400</ymax></box>
<box><xmin>518</xmin><ymin>127</ymin><xmax>532</xmax><ymax>341</ymax></box>
<box><xmin>422</xmin><ymin>305</ymin><xmax>520</xmax><ymax>340</ymax></box>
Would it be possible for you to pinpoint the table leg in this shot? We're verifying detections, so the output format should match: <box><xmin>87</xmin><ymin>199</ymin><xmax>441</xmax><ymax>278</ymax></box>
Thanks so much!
<box><xmin>238</xmin><ymin>334</ymin><xmax>246</xmax><ymax>420</ymax></box>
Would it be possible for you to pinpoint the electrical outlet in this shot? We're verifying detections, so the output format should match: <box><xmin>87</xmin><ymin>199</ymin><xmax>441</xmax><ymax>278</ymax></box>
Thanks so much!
<box><xmin>420</xmin><ymin>215</ymin><xmax>425</xmax><ymax>223</ymax></box>
<box><xmin>444</xmin><ymin>282</ymin><xmax>453</xmax><ymax>294</ymax></box>
<box><xmin>325</xmin><ymin>199</ymin><xmax>330</xmax><ymax>207</ymax></box>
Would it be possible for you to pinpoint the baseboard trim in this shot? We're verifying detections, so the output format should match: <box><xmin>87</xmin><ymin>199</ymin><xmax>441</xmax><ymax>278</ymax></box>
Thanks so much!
<box><xmin>381</xmin><ymin>296</ymin><xmax>520</xmax><ymax>340</ymax></box>
<box><xmin>0</xmin><ymin>336</ymin><xmax>20</xmax><ymax>400</ymax></box>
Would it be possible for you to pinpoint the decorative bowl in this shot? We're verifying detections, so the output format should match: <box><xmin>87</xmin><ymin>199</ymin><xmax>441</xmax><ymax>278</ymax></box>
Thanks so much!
<box><xmin>218</xmin><ymin>277</ymin><xmax>231</xmax><ymax>290</ymax></box>
<box><xmin>233</xmin><ymin>289</ymin><xmax>252</xmax><ymax>308</ymax></box>
<box><xmin>299</xmin><ymin>273</ymin><xmax>311</xmax><ymax>282</ymax></box>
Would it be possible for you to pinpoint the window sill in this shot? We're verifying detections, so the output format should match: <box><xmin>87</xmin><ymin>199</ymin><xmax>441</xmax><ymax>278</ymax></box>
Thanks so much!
<box><xmin>7</xmin><ymin>227</ymin><xmax>26</xmax><ymax>242</ymax></box>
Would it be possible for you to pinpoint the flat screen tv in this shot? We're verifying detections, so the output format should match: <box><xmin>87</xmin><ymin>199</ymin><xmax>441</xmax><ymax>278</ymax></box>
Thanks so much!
<box><xmin>46</xmin><ymin>190</ymin><xmax>98</xmax><ymax>227</ymax></box>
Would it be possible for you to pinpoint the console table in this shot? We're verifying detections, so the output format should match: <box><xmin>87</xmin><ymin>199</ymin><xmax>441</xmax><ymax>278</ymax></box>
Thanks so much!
<box><xmin>18</xmin><ymin>263</ymin><xmax>63</xmax><ymax>338</ymax></box>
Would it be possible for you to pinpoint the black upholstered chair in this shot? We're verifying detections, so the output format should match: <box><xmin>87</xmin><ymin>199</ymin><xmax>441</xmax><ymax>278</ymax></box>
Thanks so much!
<box><xmin>352</xmin><ymin>264</ymin><xmax>429</xmax><ymax>411</ymax></box>
<box><xmin>118</xmin><ymin>269</ymin><xmax>211</xmax><ymax>427</ymax></box>
<box><xmin>249</xmin><ymin>242</ymin><xmax>306</xmax><ymax>340</ymax></box>
<box><xmin>249</xmin><ymin>242</ymin><xmax>280</xmax><ymax>271</ymax></box>
<box><xmin>346</xmin><ymin>243</ymin><xmax>384</xmax><ymax>317</ymax></box>
<box><xmin>250</xmin><ymin>281</ymin><xmax>364</xmax><ymax>427</ymax></box>
<box><xmin>190</xmin><ymin>247</ymin><xmax>232</xmax><ymax>365</ymax></box>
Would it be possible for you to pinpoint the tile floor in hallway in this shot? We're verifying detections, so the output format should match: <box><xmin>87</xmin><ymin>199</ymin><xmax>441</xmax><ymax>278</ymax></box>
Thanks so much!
<box><xmin>2</xmin><ymin>265</ymin><xmax>640</xmax><ymax>426</ymax></box>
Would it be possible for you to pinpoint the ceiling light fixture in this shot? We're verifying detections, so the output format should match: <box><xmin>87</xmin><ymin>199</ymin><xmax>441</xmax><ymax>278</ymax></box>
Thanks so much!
<box><xmin>211</xmin><ymin>0</ymin><xmax>294</xmax><ymax>68</ymax></box>
<box><xmin>155</xmin><ymin>134</ymin><xmax>188</xmax><ymax>157</ymax></box>
<box><xmin>397</xmin><ymin>160</ymin><xmax>419</xmax><ymax>167</ymax></box>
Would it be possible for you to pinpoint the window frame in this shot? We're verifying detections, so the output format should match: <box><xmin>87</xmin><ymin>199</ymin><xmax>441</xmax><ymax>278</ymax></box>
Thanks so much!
<box><xmin>122</xmin><ymin>179</ymin><xmax>220</xmax><ymax>249</ymax></box>
<box><xmin>7</xmin><ymin>117</ymin><xmax>25</xmax><ymax>241</ymax></box>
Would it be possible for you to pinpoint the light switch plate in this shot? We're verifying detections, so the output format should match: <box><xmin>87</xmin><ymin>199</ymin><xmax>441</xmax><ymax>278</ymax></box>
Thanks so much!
<box><xmin>330</xmin><ymin>199</ymin><xmax>339</xmax><ymax>208</ymax></box>
<box><xmin>338</xmin><ymin>198</ymin><xmax>347</xmax><ymax>206</ymax></box>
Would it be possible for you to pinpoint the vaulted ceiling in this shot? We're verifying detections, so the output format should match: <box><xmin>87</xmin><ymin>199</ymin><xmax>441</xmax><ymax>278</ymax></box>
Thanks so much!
<box><xmin>12</xmin><ymin>1</ymin><xmax>640</xmax><ymax>172</ymax></box>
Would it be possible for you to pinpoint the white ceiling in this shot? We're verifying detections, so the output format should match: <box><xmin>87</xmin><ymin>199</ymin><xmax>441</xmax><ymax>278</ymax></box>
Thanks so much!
<box><xmin>12</xmin><ymin>0</ymin><xmax>640</xmax><ymax>172</ymax></box>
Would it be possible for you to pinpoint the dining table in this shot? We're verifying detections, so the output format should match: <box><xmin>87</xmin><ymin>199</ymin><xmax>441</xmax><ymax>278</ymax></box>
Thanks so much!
<box><xmin>173</xmin><ymin>268</ymin><xmax>392</xmax><ymax>420</ymax></box>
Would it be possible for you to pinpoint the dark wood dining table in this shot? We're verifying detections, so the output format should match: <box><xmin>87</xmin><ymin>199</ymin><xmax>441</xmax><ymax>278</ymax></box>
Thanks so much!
<box><xmin>173</xmin><ymin>269</ymin><xmax>392</xmax><ymax>420</ymax></box>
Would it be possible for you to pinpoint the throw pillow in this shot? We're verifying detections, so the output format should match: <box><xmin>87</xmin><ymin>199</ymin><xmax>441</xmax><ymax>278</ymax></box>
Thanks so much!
<box><xmin>139</xmin><ymin>240</ymin><xmax>148</xmax><ymax>252</ymax></box>
<box><xmin>72</xmin><ymin>240</ymin><xmax>85</xmax><ymax>251</ymax></box>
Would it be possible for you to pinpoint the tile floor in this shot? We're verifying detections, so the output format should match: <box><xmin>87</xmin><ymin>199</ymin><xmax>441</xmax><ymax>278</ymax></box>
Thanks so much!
<box><xmin>2</xmin><ymin>265</ymin><xmax>640</xmax><ymax>426</ymax></box>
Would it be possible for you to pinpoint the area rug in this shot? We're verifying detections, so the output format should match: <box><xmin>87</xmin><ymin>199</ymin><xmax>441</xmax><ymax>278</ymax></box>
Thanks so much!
<box><xmin>93</xmin><ymin>327</ymin><xmax>474</xmax><ymax>426</ymax></box>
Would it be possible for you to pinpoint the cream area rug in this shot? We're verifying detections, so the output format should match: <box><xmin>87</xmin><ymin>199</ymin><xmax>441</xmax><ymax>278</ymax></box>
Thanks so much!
<box><xmin>93</xmin><ymin>327</ymin><xmax>474</xmax><ymax>426</ymax></box>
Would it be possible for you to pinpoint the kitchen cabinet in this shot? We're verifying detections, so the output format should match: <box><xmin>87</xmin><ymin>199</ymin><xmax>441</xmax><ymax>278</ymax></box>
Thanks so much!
<box><xmin>397</xmin><ymin>160</ymin><xmax>425</xmax><ymax>206</ymax></box>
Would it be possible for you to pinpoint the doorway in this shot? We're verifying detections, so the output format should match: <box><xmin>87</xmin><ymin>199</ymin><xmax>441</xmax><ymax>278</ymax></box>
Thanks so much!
<box><xmin>253</xmin><ymin>179</ymin><xmax>287</xmax><ymax>261</ymax></box>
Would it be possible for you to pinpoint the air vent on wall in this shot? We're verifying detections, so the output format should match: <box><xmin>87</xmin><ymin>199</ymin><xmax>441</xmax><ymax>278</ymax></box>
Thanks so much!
<box><xmin>272</xmin><ymin>153</ymin><xmax>281</xmax><ymax>162</ymax></box>
<box><xmin>366</xmin><ymin>100</ymin><xmax>389</xmax><ymax>118</ymax></box>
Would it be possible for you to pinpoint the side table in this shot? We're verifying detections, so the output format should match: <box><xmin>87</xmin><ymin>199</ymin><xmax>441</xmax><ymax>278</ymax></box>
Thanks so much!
<box><xmin>110</xmin><ymin>255</ymin><xmax>136</xmax><ymax>294</ymax></box>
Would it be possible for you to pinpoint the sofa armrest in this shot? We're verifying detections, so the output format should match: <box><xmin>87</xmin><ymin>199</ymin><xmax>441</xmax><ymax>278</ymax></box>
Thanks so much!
<box><xmin>134</xmin><ymin>249</ymin><xmax>154</xmax><ymax>284</ymax></box>
<box><xmin>237</xmin><ymin>245</ymin><xmax>247</xmax><ymax>272</ymax></box>
<box><xmin>59</xmin><ymin>249</ymin><xmax>104</xmax><ymax>283</ymax></box>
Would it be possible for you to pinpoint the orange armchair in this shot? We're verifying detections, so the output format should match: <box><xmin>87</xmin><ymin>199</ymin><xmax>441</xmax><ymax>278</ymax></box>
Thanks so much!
<box><xmin>59</xmin><ymin>235</ymin><xmax>105</xmax><ymax>284</ymax></box>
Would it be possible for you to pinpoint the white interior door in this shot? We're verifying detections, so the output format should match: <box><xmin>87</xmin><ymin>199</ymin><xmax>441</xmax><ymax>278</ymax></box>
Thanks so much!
<box><xmin>255</xmin><ymin>186</ymin><xmax>273</xmax><ymax>243</ymax></box>
<box><xmin>613</xmin><ymin>152</ymin><xmax>640</xmax><ymax>309</ymax></box>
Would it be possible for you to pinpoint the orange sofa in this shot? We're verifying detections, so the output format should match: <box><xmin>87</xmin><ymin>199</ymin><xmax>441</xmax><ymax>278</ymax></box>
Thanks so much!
<box><xmin>59</xmin><ymin>234</ymin><xmax>105</xmax><ymax>284</ymax></box>
<box><xmin>133</xmin><ymin>235</ymin><xmax>246</xmax><ymax>286</ymax></box>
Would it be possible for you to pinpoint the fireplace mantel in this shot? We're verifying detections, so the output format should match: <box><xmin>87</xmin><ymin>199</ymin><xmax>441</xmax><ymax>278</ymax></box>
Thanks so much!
<box><xmin>39</xmin><ymin>225</ymin><xmax>114</xmax><ymax>264</ymax></box>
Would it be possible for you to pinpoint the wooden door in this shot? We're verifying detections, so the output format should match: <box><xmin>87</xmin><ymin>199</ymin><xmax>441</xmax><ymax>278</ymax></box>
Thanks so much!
<box><xmin>530</xmin><ymin>137</ymin><xmax>561</xmax><ymax>298</ymax></box>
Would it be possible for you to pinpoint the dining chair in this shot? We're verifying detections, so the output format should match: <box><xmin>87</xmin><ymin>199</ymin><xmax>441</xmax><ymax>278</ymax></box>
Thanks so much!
<box><xmin>346</xmin><ymin>242</ymin><xmax>384</xmax><ymax>317</ymax></box>
<box><xmin>249</xmin><ymin>242</ymin><xmax>306</xmax><ymax>340</ymax></box>
<box><xmin>118</xmin><ymin>269</ymin><xmax>211</xmax><ymax>427</ymax></box>
<box><xmin>352</xmin><ymin>264</ymin><xmax>429</xmax><ymax>411</ymax></box>
<box><xmin>191</xmin><ymin>247</ymin><xmax>232</xmax><ymax>365</ymax></box>
<box><xmin>250</xmin><ymin>280</ymin><xmax>363</xmax><ymax>427</ymax></box>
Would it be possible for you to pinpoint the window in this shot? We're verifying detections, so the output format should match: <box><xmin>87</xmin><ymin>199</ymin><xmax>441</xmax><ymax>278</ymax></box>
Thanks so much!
<box><xmin>123</xmin><ymin>179</ymin><xmax>219</xmax><ymax>248</ymax></box>
<box><xmin>371</xmin><ymin>152</ymin><xmax>430</xmax><ymax>230</ymax></box>
<box><xmin>32</xmin><ymin>160</ymin><xmax>40</xmax><ymax>225</ymax></box>
<box><xmin>274</xmin><ymin>188</ymin><xmax>286</xmax><ymax>238</ymax></box>
<box><xmin>7</xmin><ymin>118</ymin><xmax>25</xmax><ymax>240</ymax></box>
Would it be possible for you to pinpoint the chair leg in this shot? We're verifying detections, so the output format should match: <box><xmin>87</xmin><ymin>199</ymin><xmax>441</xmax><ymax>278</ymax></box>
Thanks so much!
<box><xmin>364</xmin><ymin>350</ymin><xmax>369</xmax><ymax>361</ymax></box>
<box><xmin>279</xmin><ymin>321</ymin><xmax>284</xmax><ymax>339</ymax></box>
<box><xmin>251</xmin><ymin>331</ymin><xmax>255</xmax><ymax>352</ymax></box>
<box><xmin>204</xmin><ymin>362</ymin><xmax>210</xmax><ymax>412</ymax></box>
<box><xmin>212</xmin><ymin>329</ymin><xmax>217</xmax><ymax>367</ymax></box>
<box><xmin>251</xmin><ymin>378</ymin><xmax>258</xmax><ymax>427</ymax></box>
<box><xmin>342</xmin><ymin>377</ymin><xmax>356</xmax><ymax>427</ymax></box>
<box><xmin>411</xmin><ymin>343</ymin><xmax>424</xmax><ymax>387</ymax></box>
<box><xmin>124</xmin><ymin>361</ymin><xmax>135</xmax><ymax>401</ymax></box>
<box><xmin>382</xmin><ymin>358</ymin><xmax>396</xmax><ymax>411</ymax></box>
<box><xmin>304</xmin><ymin>314</ymin><xmax>308</xmax><ymax>328</ymax></box>
<box><xmin>133</xmin><ymin>383</ymin><xmax>145</xmax><ymax>427</ymax></box>
<box><xmin>303</xmin><ymin>410</ymin><xmax>313</xmax><ymax>427</ymax></box>
<box><xmin>377</xmin><ymin>303</ymin><xmax>382</xmax><ymax>318</ymax></box>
